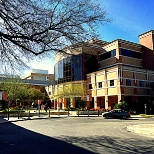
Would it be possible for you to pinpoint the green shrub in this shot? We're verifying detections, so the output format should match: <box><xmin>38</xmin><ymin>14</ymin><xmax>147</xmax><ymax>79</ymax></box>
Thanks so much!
<box><xmin>75</xmin><ymin>108</ymin><xmax>81</xmax><ymax>111</ymax></box>
<box><xmin>114</xmin><ymin>101</ymin><xmax>128</xmax><ymax>110</ymax></box>
<box><xmin>78</xmin><ymin>100</ymin><xmax>87</xmax><ymax>110</ymax></box>
<box><xmin>2</xmin><ymin>107</ymin><xmax>25</xmax><ymax>113</ymax></box>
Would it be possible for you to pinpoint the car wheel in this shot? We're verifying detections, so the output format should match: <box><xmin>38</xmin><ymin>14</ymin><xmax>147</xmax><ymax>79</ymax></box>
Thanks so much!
<box><xmin>105</xmin><ymin>115</ymin><xmax>109</xmax><ymax>119</ymax></box>
<box><xmin>122</xmin><ymin>116</ymin><xmax>127</xmax><ymax>119</ymax></box>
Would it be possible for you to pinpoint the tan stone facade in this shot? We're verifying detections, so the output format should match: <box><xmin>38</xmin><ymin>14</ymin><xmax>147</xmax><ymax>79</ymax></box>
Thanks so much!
<box><xmin>87</xmin><ymin>66</ymin><xmax>154</xmax><ymax>112</ymax></box>
<box><xmin>86</xmin><ymin>31</ymin><xmax>154</xmax><ymax>113</ymax></box>
<box><xmin>46</xmin><ymin>80</ymin><xmax>87</xmax><ymax>109</ymax></box>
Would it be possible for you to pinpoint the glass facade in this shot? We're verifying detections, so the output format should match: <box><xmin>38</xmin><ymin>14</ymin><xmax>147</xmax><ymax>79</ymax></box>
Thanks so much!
<box><xmin>54</xmin><ymin>53</ymin><xmax>98</xmax><ymax>84</ymax></box>
<box><xmin>121</xmin><ymin>49</ymin><xmax>141</xmax><ymax>59</ymax></box>
<box><xmin>126</xmin><ymin>79</ymin><xmax>131</xmax><ymax>86</ymax></box>
<box><xmin>72</xmin><ymin>54</ymin><xmax>82</xmax><ymax>81</ymax></box>
<box><xmin>99</xmin><ymin>49</ymin><xmax>116</xmax><ymax>61</ymax></box>
<box><xmin>139</xmin><ymin>81</ymin><xmax>144</xmax><ymax>87</ymax></box>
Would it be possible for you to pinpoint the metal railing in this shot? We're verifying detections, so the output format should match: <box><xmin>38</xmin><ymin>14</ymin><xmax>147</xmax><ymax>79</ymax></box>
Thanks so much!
<box><xmin>0</xmin><ymin>109</ymin><xmax>103</xmax><ymax>120</ymax></box>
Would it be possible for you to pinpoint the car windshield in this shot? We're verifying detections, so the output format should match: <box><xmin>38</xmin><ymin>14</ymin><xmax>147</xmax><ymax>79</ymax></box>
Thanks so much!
<box><xmin>110</xmin><ymin>109</ymin><xmax>124</xmax><ymax>113</ymax></box>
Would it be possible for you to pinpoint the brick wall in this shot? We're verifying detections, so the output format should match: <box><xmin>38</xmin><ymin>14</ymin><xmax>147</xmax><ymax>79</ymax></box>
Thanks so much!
<box><xmin>139</xmin><ymin>31</ymin><xmax>154</xmax><ymax>50</ymax></box>
<box><xmin>99</xmin><ymin>57</ymin><xmax>117</xmax><ymax>69</ymax></box>
<box><xmin>121</xmin><ymin>57</ymin><xmax>142</xmax><ymax>67</ymax></box>
<box><xmin>142</xmin><ymin>46</ymin><xmax>154</xmax><ymax>70</ymax></box>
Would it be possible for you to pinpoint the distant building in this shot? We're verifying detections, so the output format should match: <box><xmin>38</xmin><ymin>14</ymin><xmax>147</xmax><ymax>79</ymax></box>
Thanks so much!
<box><xmin>23</xmin><ymin>69</ymin><xmax>54</xmax><ymax>107</ymax></box>
<box><xmin>24</xmin><ymin>69</ymin><xmax>54</xmax><ymax>81</ymax></box>
<box><xmin>0</xmin><ymin>69</ymin><xmax>54</xmax><ymax>110</ymax></box>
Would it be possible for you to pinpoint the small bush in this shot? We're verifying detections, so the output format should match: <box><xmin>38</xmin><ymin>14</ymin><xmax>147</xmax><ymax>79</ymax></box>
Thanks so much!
<box><xmin>2</xmin><ymin>107</ymin><xmax>25</xmax><ymax>113</ymax></box>
<box><xmin>114</xmin><ymin>101</ymin><xmax>128</xmax><ymax>110</ymax></box>
<box><xmin>70</xmin><ymin>107</ymin><xmax>75</xmax><ymax>111</ymax></box>
<box><xmin>75</xmin><ymin>108</ymin><xmax>81</xmax><ymax>111</ymax></box>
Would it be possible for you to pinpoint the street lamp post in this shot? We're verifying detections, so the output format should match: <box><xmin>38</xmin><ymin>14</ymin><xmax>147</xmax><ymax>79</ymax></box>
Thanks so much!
<box><xmin>7</xmin><ymin>101</ymin><xmax>9</xmax><ymax>120</ymax></box>
<box><xmin>144</xmin><ymin>104</ymin><xmax>147</xmax><ymax>114</ymax></box>
<box><xmin>7</xmin><ymin>100</ymin><xmax>12</xmax><ymax>120</ymax></box>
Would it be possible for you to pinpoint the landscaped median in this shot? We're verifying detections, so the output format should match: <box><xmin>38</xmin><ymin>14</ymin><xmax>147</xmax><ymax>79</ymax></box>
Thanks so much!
<box><xmin>138</xmin><ymin>114</ymin><xmax>154</xmax><ymax>118</ymax></box>
<box><xmin>0</xmin><ymin>110</ymin><xmax>25</xmax><ymax>118</ymax></box>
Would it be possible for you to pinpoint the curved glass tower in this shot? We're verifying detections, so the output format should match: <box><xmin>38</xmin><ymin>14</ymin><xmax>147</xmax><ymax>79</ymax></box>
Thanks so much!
<box><xmin>54</xmin><ymin>53</ymin><xmax>98</xmax><ymax>84</ymax></box>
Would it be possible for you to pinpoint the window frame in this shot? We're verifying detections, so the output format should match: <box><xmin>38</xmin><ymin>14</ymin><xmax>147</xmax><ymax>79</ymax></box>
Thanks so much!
<box><xmin>98</xmin><ymin>82</ymin><xmax>102</xmax><ymax>88</ymax></box>
<box><xmin>110</xmin><ymin>80</ymin><xmax>114</xmax><ymax>86</ymax></box>
<box><xmin>139</xmin><ymin>81</ymin><xmax>144</xmax><ymax>87</ymax></box>
<box><xmin>126</xmin><ymin>79</ymin><xmax>131</xmax><ymax>86</ymax></box>
<box><xmin>89</xmin><ymin>84</ymin><xmax>92</xmax><ymax>89</ymax></box>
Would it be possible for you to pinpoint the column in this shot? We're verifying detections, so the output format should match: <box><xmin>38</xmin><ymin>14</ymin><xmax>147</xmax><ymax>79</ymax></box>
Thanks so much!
<box><xmin>118</xmin><ymin>95</ymin><xmax>124</xmax><ymax>103</ymax></box>
<box><xmin>54</xmin><ymin>100</ymin><xmax>56</xmax><ymax>109</ymax></box>
<box><xmin>118</xmin><ymin>95</ymin><xmax>121</xmax><ymax>104</ymax></box>
<box><xmin>57</xmin><ymin>101</ymin><xmax>59</xmax><ymax>111</ymax></box>
<box><xmin>94</xmin><ymin>97</ymin><xmax>97</xmax><ymax>109</ymax></box>
<box><xmin>105</xmin><ymin>96</ymin><xmax>108</xmax><ymax>110</ymax></box>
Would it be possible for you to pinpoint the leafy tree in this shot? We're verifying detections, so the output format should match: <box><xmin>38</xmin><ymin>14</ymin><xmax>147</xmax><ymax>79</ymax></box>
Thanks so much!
<box><xmin>28</xmin><ymin>87</ymin><xmax>45</xmax><ymax>102</ymax></box>
<box><xmin>1</xmin><ymin>76</ymin><xmax>44</xmax><ymax>107</ymax></box>
<box><xmin>0</xmin><ymin>0</ymin><xmax>110</xmax><ymax>71</ymax></box>
<box><xmin>1</xmin><ymin>76</ymin><xmax>25</xmax><ymax>105</ymax></box>
<box><xmin>78</xmin><ymin>100</ymin><xmax>87</xmax><ymax>110</ymax></box>
<box><xmin>55</xmin><ymin>82</ymin><xmax>86</xmax><ymax>108</ymax></box>
<box><xmin>74</xmin><ymin>98</ymin><xmax>87</xmax><ymax>110</ymax></box>
<box><xmin>114</xmin><ymin>101</ymin><xmax>128</xmax><ymax>110</ymax></box>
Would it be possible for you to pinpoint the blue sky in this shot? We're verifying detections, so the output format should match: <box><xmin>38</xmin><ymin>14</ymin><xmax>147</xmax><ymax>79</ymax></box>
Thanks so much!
<box><xmin>24</xmin><ymin>0</ymin><xmax>154</xmax><ymax>75</ymax></box>
<box><xmin>98</xmin><ymin>0</ymin><xmax>154</xmax><ymax>43</ymax></box>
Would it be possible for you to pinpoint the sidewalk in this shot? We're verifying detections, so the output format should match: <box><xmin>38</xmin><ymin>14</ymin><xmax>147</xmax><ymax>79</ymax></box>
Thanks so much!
<box><xmin>127</xmin><ymin>124</ymin><xmax>154</xmax><ymax>138</ymax></box>
<box><xmin>0</xmin><ymin>115</ymin><xmax>68</xmax><ymax>124</ymax></box>
<box><xmin>0</xmin><ymin>113</ymin><xmax>103</xmax><ymax>123</ymax></box>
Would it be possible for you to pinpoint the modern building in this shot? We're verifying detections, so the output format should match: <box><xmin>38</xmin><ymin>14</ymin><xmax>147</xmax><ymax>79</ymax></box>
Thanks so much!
<box><xmin>46</xmin><ymin>42</ymin><xmax>102</xmax><ymax>109</ymax></box>
<box><xmin>47</xmin><ymin>30</ymin><xmax>154</xmax><ymax>113</ymax></box>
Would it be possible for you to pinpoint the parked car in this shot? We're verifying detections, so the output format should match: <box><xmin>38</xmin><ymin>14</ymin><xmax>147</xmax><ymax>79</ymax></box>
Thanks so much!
<box><xmin>102</xmin><ymin>109</ymin><xmax>130</xmax><ymax>119</ymax></box>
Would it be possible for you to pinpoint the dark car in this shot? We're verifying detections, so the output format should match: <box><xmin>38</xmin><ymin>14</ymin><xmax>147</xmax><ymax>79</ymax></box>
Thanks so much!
<box><xmin>102</xmin><ymin>109</ymin><xmax>130</xmax><ymax>119</ymax></box>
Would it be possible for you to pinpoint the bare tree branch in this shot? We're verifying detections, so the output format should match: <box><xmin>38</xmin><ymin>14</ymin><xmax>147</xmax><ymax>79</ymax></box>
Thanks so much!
<box><xmin>0</xmin><ymin>0</ymin><xmax>110</xmax><ymax>71</ymax></box>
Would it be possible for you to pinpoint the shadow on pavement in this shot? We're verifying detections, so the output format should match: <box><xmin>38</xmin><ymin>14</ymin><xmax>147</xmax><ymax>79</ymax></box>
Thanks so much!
<box><xmin>58</xmin><ymin>135</ymin><xmax>154</xmax><ymax>154</ymax></box>
<box><xmin>1</xmin><ymin>118</ymin><xmax>154</xmax><ymax>154</ymax></box>
<box><xmin>125</xmin><ymin>118</ymin><xmax>139</xmax><ymax>120</ymax></box>
<box><xmin>0</xmin><ymin>122</ymin><xmax>96</xmax><ymax>154</ymax></box>
<box><xmin>103</xmin><ymin>118</ymin><xmax>139</xmax><ymax>121</ymax></box>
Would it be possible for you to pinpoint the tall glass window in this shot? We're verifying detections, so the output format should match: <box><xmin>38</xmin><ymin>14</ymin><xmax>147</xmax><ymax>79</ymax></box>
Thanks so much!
<box><xmin>54</xmin><ymin>63</ymin><xmax>58</xmax><ymax>81</ymax></box>
<box><xmin>126</xmin><ymin>79</ymin><xmax>131</xmax><ymax>86</ymax></box>
<box><xmin>121</xmin><ymin>49</ymin><xmax>141</xmax><ymax>59</ymax></box>
<box><xmin>139</xmin><ymin>81</ymin><xmax>144</xmax><ymax>87</ymax></box>
<box><xmin>72</xmin><ymin>54</ymin><xmax>82</xmax><ymax>81</ymax></box>
<box><xmin>111</xmin><ymin>49</ymin><xmax>116</xmax><ymax>57</ymax></box>
<box><xmin>54</xmin><ymin>53</ymin><xmax>98</xmax><ymax>83</ymax></box>
<box><xmin>99</xmin><ymin>49</ymin><xmax>116</xmax><ymax>61</ymax></box>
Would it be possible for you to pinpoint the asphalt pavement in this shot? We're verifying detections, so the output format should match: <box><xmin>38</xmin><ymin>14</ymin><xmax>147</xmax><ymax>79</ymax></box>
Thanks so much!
<box><xmin>0</xmin><ymin>115</ymin><xmax>154</xmax><ymax>138</ymax></box>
